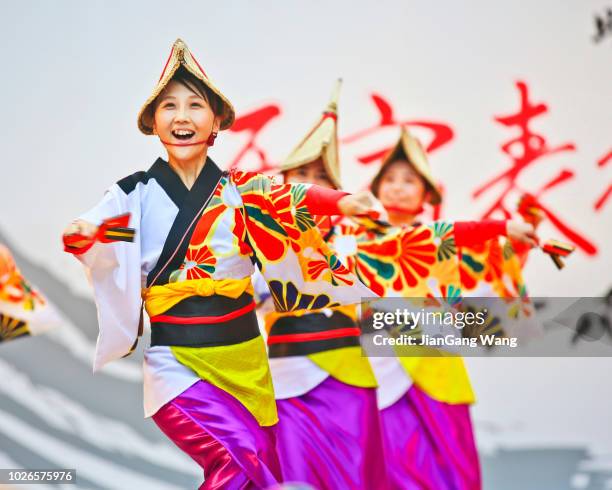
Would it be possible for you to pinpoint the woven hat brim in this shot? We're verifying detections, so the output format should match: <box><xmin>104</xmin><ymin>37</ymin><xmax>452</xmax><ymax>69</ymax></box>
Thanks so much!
<box><xmin>374</xmin><ymin>132</ymin><xmax>442</xmax><ymax>205</ymax></box>
<box><xmin>280</xmin><ymin>116</ymin><xmax>341</xmax><ymax>189</ymax></box>
<box><xmin>137</xmin><ymin>42</ymin><xmax>235</xmax><ymax>135</ymax></box>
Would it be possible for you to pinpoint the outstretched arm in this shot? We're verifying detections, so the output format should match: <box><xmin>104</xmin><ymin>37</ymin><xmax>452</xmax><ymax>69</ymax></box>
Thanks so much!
<box><xmin>303</xmin><ymin>185</ymin><xmax>378</xmax><ymax>218</ymax></box>
<box><xmin>301</xmin><ymin>185</ymin><xmax>348</xmax><ymax>215</ymax></box>
<box><xmin>454</xmin><ymin>219</ymin><xmax>537</xmax><ymax>248</ymax></box>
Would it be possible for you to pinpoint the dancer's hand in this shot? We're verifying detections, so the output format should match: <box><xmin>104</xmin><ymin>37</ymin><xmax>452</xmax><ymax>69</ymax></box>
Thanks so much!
<box><xmin>367</xmin><ymin>194</ymin><xmax>389</xmax><ymax>223</ymax></box>
<box><xmin>63</xmin><ymin>220</ymin><xmax>98</xmax><ymax>249</ymax></box>
<box><xmin>338</xmin><ymin>191</ymin><xmax>382</xmax><ymax>218</ymax></box>
<box><xmin>507</xmin><ymin>219</ymin><xmax>539</xmax><ymax>248</ymax></box>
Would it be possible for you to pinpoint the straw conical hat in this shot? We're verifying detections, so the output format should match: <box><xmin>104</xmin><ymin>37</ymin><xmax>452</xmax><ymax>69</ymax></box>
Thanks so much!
<box><xmin>371</xmin><ymin>127</ymin><xmax>442</xmax><ymax>205</ymax></box>
<box><xmin>280</xmin><ymin>79</ymin><xmax>342</xmax><ymax>189</ymax></box>
<box><xmin>137</xmin><ymin>38</ymin><xmax>235</xmax><ymax>135</ymax></box>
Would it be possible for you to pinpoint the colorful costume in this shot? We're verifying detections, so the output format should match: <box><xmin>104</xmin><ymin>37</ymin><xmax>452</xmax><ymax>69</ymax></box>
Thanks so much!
<box><xmin>330</xmin><ymin>218</ymin><xmax>498</xmax><ymax>490</ymax></box>
<box><xmin>67</xmin><ymin>40</ymin><xmax>373</xmax><ymax>489</ymax></box>
<box><xmin>0</xmin><ymin>244</ymin><xmax>62</xmax><ymax>342</ymax></box>
<box><xmin>258</xmin><ymin>81</ymin><xmax>388</xmax><ymax>489</ymax></box>
<box><xmin>329</xmin><ymin>128</ymin><xmax>529</xmax><ymax>490</ymax></box>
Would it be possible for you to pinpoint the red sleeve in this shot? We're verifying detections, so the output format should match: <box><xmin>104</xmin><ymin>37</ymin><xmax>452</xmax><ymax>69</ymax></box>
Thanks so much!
<box><xmin>302</xmin><ymin>185</ymin><xmax>350</xmax><ymax>216</ymax></box>
<box><xmin>454</xmin><ymin>220</ymin><xmax>507</xmax><ymax>247</ymax></box>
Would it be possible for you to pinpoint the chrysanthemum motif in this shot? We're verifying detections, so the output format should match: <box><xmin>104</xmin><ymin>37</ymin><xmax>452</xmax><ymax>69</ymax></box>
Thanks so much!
<box><xmin>393</xmin><ymin>226</ymin><xmax>437</xmax><ymax>291</ymax></box>
<box><xmin>232</xmin><ymin>209</ymin><xmax>253</xmax><ymax>256</ymax></box>
<box><xmin>340</xmin><ymin>232</ymin><xmax>399</xmax><ymax>296</ymax></box>
<box><xmin>237</xmin><ymin>173</ymin><xmax>325</xmax><ymax>261</ymax></box>
<box><xmin>237</xmin><ymin>175</ymin><xmax>294</xmax><ymax>262</ymax></box>
<box><xmin>290</xmin><ymin>186</ymin><xmax>316</xmax><ymax>232</ymax></box>
<box><xmin>268</xmin><ymin>280</ymin><xmax>340</xmax><ymax>312</ymax></box>
<box><xmin>180</xmin><ymin>246</ymin><xmax>216</xmax><ymax>280</ymax></box>
<box><xmin>432</xmin><ymin>221</ymin><xmax>457</xmax><ymax>262</ymax></box>
<box><xmin>437</xmin><ymin>284</ymin><xmax>463</xmax><ymax>306</ymax></box>
<box><xmin>0</xmin><ymin>313</ymin><xmax>30</xmax><ymax>342</ymax></box>
<box><xmin>304</xmin><ymin>248</ymin><xmax>354</xmax><ymax>286</ymax></box>
<box><xmin>459</xmin><ymin>251</ymin><xmax>485</xmax><ymax>291</ymax></box>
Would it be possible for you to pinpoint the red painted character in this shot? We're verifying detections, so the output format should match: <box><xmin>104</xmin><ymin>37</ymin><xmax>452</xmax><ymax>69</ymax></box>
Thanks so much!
<box><xmin>472</xmin><ymin>81</ymin><xmax>597</xmax><ymax>256</ymax></box>
<box><xmin>594</xmin><ymin>148</ymin><xmax>612</xmax><ymax>212</ymax></box>
<box><xmin>227</xmin><ymin>104</ymin><xmax>281</xmax><ymax>173</ymax></box>
<box><xmin>341</xmin><ymin>92</ymin><xmax>454</xmax><ymax>218</ymax></box>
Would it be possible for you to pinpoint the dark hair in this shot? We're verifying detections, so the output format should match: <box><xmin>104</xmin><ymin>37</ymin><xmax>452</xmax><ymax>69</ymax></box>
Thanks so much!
<box><xmin>155</xmin><ymin>66</ymin><xmax>223</xmax><ymax>116</ymax></box>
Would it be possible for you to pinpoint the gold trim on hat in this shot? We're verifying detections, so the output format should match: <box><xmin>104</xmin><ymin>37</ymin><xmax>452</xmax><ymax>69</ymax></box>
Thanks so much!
<box><xmin>372</xmin><ymin>127</ymin><xmax>442</xmax><ymax>205</ymax></box>
<box><xmin>280</xmin><ymin>79</ymin><xmax>343</xmax><ymax>189</ymax></box>
<box><xmin>137</xmin><ymin>38</ymin><xmax>235</xmax><ymax>135</ymax></box>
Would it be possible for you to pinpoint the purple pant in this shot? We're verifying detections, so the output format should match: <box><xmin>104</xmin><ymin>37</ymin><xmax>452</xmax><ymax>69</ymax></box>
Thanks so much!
<box><xmin>152</xmin><ymin>380</ymin><xmax>282</xmax><ymax>489</ymax></box>
<box><xmin>275</xmin><ymin>376</ymin><xmax>388</xmax><ymax>489</ymax></box>
<box><xmin>380</xmin><ymin>384</ymin><xmax>481</xmax><ymax>490</ymax></box>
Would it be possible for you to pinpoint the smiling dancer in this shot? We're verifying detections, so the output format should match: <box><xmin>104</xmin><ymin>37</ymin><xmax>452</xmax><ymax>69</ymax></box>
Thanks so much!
<box><xmin>328</xmin><ymin>127</ymin><xmax>537</xmax><ymax>489</ymax></box>
<box><xmin>62</xmin><ymin>39</ymin><xmax>377</xmax><ymax>489</ymax></box>
<box><xmin>258</xmin><ymin>79</ymin><xmax>537</xmax><ymax>488</ymax></box>
<box><xmin>254</xmin><ymin>80</ymin><xmax>388</xmax><ymax>490</ymax></box>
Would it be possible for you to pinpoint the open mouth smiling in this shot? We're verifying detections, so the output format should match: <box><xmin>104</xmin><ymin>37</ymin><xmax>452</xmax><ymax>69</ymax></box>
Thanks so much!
<box><xmin>172</xmin><ymin>129</ymin><xmax>195</xmax><ymax>141</ymax></box>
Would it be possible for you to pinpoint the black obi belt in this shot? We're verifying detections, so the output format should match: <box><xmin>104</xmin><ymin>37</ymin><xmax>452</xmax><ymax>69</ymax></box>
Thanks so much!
<box><xmin>267</xmin><ymin>309</ymin><xmax>361</xmax><ymax>357</ymax></box>
<box><xmin>150</xmin><ymin>292</ymin><xmax>259</xmax><ymax>347</ymax></box>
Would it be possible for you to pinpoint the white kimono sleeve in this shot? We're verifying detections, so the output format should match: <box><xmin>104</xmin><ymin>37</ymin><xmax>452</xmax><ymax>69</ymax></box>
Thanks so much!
<box><xmin>76</xmin><ymin>183</ymin><xmax>143</xmax><ymax>372</ymax></box>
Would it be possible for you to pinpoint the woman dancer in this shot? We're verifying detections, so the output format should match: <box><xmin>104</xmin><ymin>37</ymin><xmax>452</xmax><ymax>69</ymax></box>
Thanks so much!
<box><xmin>329</xmin><ymin>127</ymin><xmax>537</xmax><ymax>489</ymax></box>
<box><xmin>258</xmin><ymin>80</ymin><xmax>388</xmax><ymax>490</ymax></box>
<box><xmin>263</xmin><ymin>85</ymin><xmax>535</xmax><ymax>489</ymax></box>
<box><xmin>62</xmin><ymin>39</ymin><xmax>376</xmax><ymax>489</ymax></box>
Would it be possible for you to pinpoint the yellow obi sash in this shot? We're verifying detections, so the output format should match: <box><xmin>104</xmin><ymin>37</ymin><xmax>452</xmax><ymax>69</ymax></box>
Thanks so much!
<box><xmin>394</xmin><ymin>345</ymin><xmax>476</xmax><ymax>405</ymax></box>
<box><xmin>265</xmin><ymin>304</ymin><xmax>377</xmax><ymax>389</ymax></box>
<box><xmin>308</xmin><ymin>346</ymin><xmax>377</xmax><ymax>388</ymax></box>
<box><xmin>144</xmin><ymin>277</ymin><xmax>277</xmax><ymax>427</ymax></box>
<box><xmin>143</xmin><ymin>277</ymin><xmax>254</xmax><ymax>317</ymax></box>
<box><xmin>171</xmin><ymin>337</ymin><xmax>277</xmax><ymax>426</ymax></box>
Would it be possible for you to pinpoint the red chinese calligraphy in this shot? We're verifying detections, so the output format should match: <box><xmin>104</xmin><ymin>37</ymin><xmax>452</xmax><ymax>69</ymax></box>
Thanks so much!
<box><xmin>472</xmin><ymin>81</ymin><xmax>597</xmax><ymax>255</ymax></box>
<box><xmin>594</xmin><ymin>149</ymin><xmax>612</xmax><ymax>212</ymax></box>
<box><xmin>228</xmin><ymin>104</ymin><xmax>282</xmax><ymax>173</ymax></box>
<box><xmin>341</xmin><ymin>93</ymin><xmax>454</xmax><ymax>163</ymax></box>
<box><xmin>340</xmin><ymin>93</ymin><xmax>454</xmax><ymax>217</ymax></box>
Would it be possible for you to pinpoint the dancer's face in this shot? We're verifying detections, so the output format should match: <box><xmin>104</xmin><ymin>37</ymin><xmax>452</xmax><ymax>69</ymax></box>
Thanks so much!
<box><xmin>377</xmin><ymin>160</ymin><xmax>427</xmax><ymax>210</ymax></box>
<box><xmin>283</xmin><ymin>158</ymin><xmax>335</xmax><ymax>189</ymax></box>
<box><xmin>153</xmin><ymin>80</ymin><xmax>220</xmax><ymax>164</ymax></box>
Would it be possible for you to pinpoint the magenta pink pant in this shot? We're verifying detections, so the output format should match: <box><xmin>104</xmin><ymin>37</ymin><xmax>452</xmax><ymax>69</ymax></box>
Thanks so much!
<box><xmin>380</xmin><ymin>384</ymin><xmax>481</xmax><ymax>490</ymax></box>
<box><xmin>152</xmin><ymin>380</ymin><xmax>282</xmax><ymax>489</ymax></box>
<box><xmin>275</xmin><ymin>377</ymin><xmax>389</xmax><ymax>489</ymax></box>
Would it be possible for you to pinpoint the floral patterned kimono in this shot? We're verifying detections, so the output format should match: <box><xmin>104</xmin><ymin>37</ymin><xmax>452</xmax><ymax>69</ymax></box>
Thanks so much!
<box><xmin>257</xmin><ymin>225</ymin><xmax>386</xmax><ymax>489</ymax></box>
<box><xmin>328</xmin><ymin>217</ymin><xmax>533</xmax><ymax>490</ymax></box>
<box><xmin>457</xmin><ymin>237</ymin><xmax>538</xmax><ymax>341</ymax></box>
<box><xmin>70</xmin><ymin>157</ymin><xmax>373</xmax><ymax>489</ymax></box>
